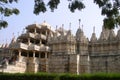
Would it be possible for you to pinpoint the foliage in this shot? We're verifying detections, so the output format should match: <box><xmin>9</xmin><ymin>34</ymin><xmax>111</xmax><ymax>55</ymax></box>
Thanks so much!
<box><xmin>1</xmin><ymin>0</ymin><xmax>120</xmax><ymax>29</ymax></box>
<box><xmin>1</xmin><ymin>72</ymin><xmax>120</xmax><ymax>80</ymax></box>
<box><xmin>33</xmin><ymin>0</ymin><xmax>85</xmax><ymax>14</ymax></box>
<box><xmin>34</xmin><ymin>0</ymin><xmax>120</xmax><ymax>29</ymax></box>
<box><xmin>94</xmin><ymin>0</ymin><xmax>120</xmax><ymax>29</ymax></box>
<box><xmin>0</xmin><ymin>0</ymin><xmax>19</xmax><ymax>29</ymax></box>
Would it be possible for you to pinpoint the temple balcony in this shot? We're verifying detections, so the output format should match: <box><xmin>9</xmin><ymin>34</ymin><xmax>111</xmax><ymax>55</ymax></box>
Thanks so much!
<box><xmin>40</xmin><ymin>46</ymin><xmax>50</xmax><ymax>52</ymax></box>
<box><xmin>10</xmin><ymin>42</ymin><xmax>28</xmax><ymax>50</ymax></box>
<box><xmin>29</xmin><ymin>33</ymin><xmax>35</xmax><ymax>38</ymax></box>
<box><xmin>19</xmin><ymin>32</ymin><xmax>35</xmax><ymax>39</ymax></box>
<box><xmin>28</xmin><ymin>44</ymin><xmax>40</xmax><ymax>51</ymax></box>
<box><xmin>35</xmin><ymin>34</ymin><xmax>46</xmax><ymax>40</ymax></box>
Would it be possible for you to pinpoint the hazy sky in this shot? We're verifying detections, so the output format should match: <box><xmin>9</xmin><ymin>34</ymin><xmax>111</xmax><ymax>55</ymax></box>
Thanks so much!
<box><xmin>0</xmin><ymin>0</ymin><xmax>106</xmax><ymax>44</ymax></box>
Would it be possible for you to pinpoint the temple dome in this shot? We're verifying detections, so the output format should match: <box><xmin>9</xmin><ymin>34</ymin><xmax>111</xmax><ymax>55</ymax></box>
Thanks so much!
<box><xmin>76</xmin><ymin>27</ymin><xmax>88</xmax><ymax>43</ymax></box>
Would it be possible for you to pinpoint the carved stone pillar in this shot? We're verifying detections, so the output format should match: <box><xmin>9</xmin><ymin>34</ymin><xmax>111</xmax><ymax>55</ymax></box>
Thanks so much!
<box><xmin>34</xmin><ymin>28</ymin><xmax>36</xmax><ymax>33</ymax></box>
<box><xmin>39</xmin><ymin>39</ymin><xmax>42</xmax><ymax>45</ymax></box>
<box><xmin>33</xmin><ymin>51</ymin><xmax>35</xmax><ymax>63</ymax></box>
<box><xmin>45</xmin><ymin>52</ymin><xmax>47</xmax><ymax>59</ymax></box>
<box><xmin>28</xmin><ymin>38</ymin><xmax>30</xmax><ymax>45</ymax></box>
<box><xmin>18</xmin><ymin>50</ymin><xmax>21</xmax><ymax>62</ymax></box>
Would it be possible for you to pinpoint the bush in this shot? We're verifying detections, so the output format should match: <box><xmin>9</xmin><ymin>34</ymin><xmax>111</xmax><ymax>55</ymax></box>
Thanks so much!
<box><xmin>0</xmin><ymin>72</ymin><xmax>120</xmax><ymax>80</ymax></box>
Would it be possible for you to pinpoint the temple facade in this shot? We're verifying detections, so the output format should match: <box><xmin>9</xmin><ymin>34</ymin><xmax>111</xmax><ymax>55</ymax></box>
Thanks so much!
<box><xmin>0</xmin><ymin>21</ymin><xmax>120</xmax><ymax>74</ymax></box>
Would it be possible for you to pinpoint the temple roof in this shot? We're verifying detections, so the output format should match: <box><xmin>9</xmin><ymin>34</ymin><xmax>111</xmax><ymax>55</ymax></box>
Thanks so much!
<box><xmin>99</xmin><ymin>27</ymin><xmax>110</xmax><ymax>41</ymax></box>
<box><xmin>116</xmin><ymin>29</ymin><xmax>120</xmax><ymax>40</ymax></box>
<box><xmin>90</xmin><ymin>27</ymin><xmax>97</xmax><ymax>42</ymax></box>
<box><xmin>108</xmin><ymin>29</ymin><xmax>115</xmax><ymax>41</ymax></box>
<box><xmin>90</xmin><ymin>33</ymin><xmax>97</xmax><ymax>42</ymax></box>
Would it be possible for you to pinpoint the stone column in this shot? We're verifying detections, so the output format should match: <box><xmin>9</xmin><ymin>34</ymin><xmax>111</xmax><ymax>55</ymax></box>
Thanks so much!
<box><xmin>77</xmin><ymin>54</ymin><xmax>80</xmax><ymax>75</ymax></box>
<box><xmin>39</xmin><ymin>39</ymin><xmax>42</xmax><ymax>45</ymax></box>
<box><xmin>45</xmin><ymin>52</ymin><xmax>47</xmax><ymax>59</ymax></box>
<box><xmin>39</xmin><ymin>52</ymin><xmax>41</xmax><ymax>58</ymax></box>
<box><xmin>34</xmin><ymin>28</ymin><xmax>36</xmax><ymax>33</ymax></box>
<box><xmin>87</xmin><ymin>55</ymin><xmax>90</xmax><ymax>73</ymax></box>
<box><xmin>33</xmin><ymin>51</ymin><xmax>35</xmax><ymax>63</ymax></box>
<box><xmin>28</xmin><ymin>38</ymin><xmax>30</xmax><ymax>45</ymax></box>
<box><xmin>45</xmin><ymin>52</ymin><xmax>48</xmax><ymax>72</ymax></box>
<box><xmin>46</xmin><ymin>30</ymin><xmax>48</xmax><ymax>36</ymax></box>
<box><xmin>18</xmin><ymin>50</ymin><xmax>21</xmax><ymax>62</ymax></box>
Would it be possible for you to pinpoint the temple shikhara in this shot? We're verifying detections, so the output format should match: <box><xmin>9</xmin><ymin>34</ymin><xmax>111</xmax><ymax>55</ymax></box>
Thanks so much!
<box><xmin>0</xmin><ymin>21</ymin><xmax>120</xmax><ymax>74</ymax></box>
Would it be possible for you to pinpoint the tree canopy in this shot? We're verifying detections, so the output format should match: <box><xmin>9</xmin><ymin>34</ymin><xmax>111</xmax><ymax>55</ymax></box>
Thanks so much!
<box><xmin>0</xmin><ymin>0</ymin><xmax>19</xmax><ymax>29</ymax></box>
<box><xmin>34</xmin><ymin>0</ymin><xmax>120</xmax><ymax>29</ymax></box>
<box><xmin>0</xmin><ymin>0</ymin><xmax>120</xmax><ymax>29</ymax></box>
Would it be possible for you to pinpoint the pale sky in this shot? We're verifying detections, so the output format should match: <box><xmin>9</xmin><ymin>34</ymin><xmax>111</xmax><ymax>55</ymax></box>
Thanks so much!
<box><xmin>0</xmin><ymin>0</ymin><xmax>106</xmax><ymax>44</ymax></box>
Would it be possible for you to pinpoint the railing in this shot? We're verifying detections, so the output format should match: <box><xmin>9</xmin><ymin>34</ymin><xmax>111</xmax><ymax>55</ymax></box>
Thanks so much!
<box><xmin>20</xmin><ymin>43</ymin><xmax>28</xmax><ymax>50</ymax></box>
<box><xmin>28</xmin><ymin>44</ymin><xmax>40</xmax><ymax>51</ymax></box>
<box><xmin>35</xmin><ymin>34</ymin><xmax>46</xmax><ymax>40</ymax></box>
<box><xmin>20</xmin><ymin>33</ymin><xmax>35</xmax><ymax>38</ymax></box>
<box><xmin>40</xmin><ymin>46</ymin><xmax>50</xmax><ymax>52</ymax></box>
<box><xmin>10</xmin><ymin>43</ymin><xmax>28</xmax><ymax>50</ymax></box>
<box><xmin>29</xmin><ymin>33</ymin><xmax>35</xmax><ymax>38</ymax></box>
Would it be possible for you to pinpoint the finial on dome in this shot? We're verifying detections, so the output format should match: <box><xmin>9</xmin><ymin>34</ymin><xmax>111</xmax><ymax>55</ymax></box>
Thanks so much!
<box><xmin>44</xmin><ymin>20</ymin><xmax>46</xmax><ymax>23</ymax></box>
<box><xmin>69</xmin><ymin>22</ymin><xmax>71</xmax><ymax>30</ymax></box>
<box><xmin>22</xmin><ymin>28</ymin><xmax>25</xmax><ymax>34</ymax></box>
<box><xmin>56</xmin><ymin>25</ymin><xmax>58</xmax><ymax>30</ymax></box>
<box><xmin>62</xmin><ymin>24</ymin><xmax>64</xmax><ymax>31</ymax></box>
<box><xmin>5</xmin><ymin>39</ymin><xmax>8</xmax><ymax>48</ymax></box>
<box><xmin>6</xmin><ymin>39</ymin><xmax>7</xmax><ymax>43</ymax></box>
<box><xmin>12</xmin><ymin>33</ymin><xmax>15</xmax><ymax>38</ymax></box>
<box><xmin>82</xmin><ymin>25</ymin><xmax>83</xmax><ymax>31</ymax></box>
<box><xmin>18</xmin><ymin>32</ymin><xmax>19</xmax><ymax>36</ymax></box>
<box><xmin>93</xmin><ymin>26</ymin><xmax>95</xmax><ymax>33</ymax></box>
<box><xmin>34</xmin><ymin>21</ymin><xmax>37</xmax><ymax>24</ymax></box>
<box><xmin>79</xmin><ymin>19</ymin><xmax>81</xmax><ymax>28</ymax></box>
<box><xmin>62</xmin><ymin>24</ymin><xmax>64</xmax><ymax>27</ymax></box>
<box><xmin>1</xmin><ymin>43</ymin><xmax>4</xmax><ymax>48</ymax></box>
<box><xmin>11</xmin><ymin>32</ymin><xmax>15</xmax><ymax>43</ymax></box>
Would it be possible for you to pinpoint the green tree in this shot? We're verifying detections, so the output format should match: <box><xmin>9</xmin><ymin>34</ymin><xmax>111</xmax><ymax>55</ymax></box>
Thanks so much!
<box><xmin>34</xmin><ymin>0</ymin><xmax>120</xmax><ymax>29</ymax></box>
<box><xmin>0</xmin><ymin>0</ymin><xmax>120</xmax><ymax>29</ymax></box>
<box><xmin>0</xmin><ymin>0</ymin><xmax>19</xmax><ymax>29</ymax></box>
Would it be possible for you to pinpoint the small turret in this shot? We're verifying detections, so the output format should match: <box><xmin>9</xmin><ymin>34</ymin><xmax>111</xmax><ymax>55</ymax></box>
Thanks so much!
<box><xmin>99</xmin><ymin>26</ymin><xmax>110</xmax><ymax>41</ymax></box>
<box><xmin>11</xmin><ymin>33</ymin><xmax>16</xmax><ymax>43</ymax></box>
<box><xmin>116</xmin><ymin>28</ymin><xmax>120</xmax><ymax>40</ymax></box>
<box><xmin>90</xmin><ymin>27</ymin><xmax>97</xmax><ymax>42</ymax></box>
<box><xmin>108</xmin><ymin>29</ymin><xmax>115</xmax><ymax>41</ymax></box>
<box><xmin>76</xmin><ymin>25</ymin><xmax>87</xmax><ymax>43</ymax></box>
<box><xmin>1</xmin><ymin>43</ymin><xmax>4</xmax><ymax>48</ymax></box>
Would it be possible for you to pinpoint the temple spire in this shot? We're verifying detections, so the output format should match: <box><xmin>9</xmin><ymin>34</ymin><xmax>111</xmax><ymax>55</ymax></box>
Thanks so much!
<box><xmin>82</xmin><ymin>25</ymin><xmax>83</xmax><ymax>31</ymax></box>
<box><xmin>56</xmin><ymin>25</ymin><xmax>58</xmax><ymax>31</ymax></box>
<box><xmin>79</xmin><ymin>19</ymin><xmax>81</xmax><ymax>29</ymax></box>
<box><xmin>44</xmin><ymin>20</ymin><xmax>46</xmax><ymax>23</ymax></box>
<box><xmin>90</xmin><ymin>26</ymin><xmax>97</xmax><ymax>42</ymax></box>
<box><xmin>18</xmin><ymin>32</ymin><xmax>19</xmax><ymax>37</ymax></box>
<box><xmin>69</xmin><ymin>22</ymin><xmax>71</xmax><ymax>30</ymax></box>
<box><xmin>93</xmin><ymin>26</ymin><xmax>95</xmax><ymax>33</ymax></box>
<box><xmin>11</xmin><ymin>33</ymin><xmax>15</xmax><ymax>43</ymax></box>
<box><xmin>22</xmin><ymin>28</ymin><xmax>25</xmax><ymax>34</ymax></box>
<box><xmin>62</xmin><ymin>24</ymin><xmax>64</xmax><ymax>32</ymax></box>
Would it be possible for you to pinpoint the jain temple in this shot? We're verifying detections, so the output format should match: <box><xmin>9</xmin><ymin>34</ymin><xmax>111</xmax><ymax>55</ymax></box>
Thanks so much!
<box><xmin>0</xmin><ymin>21</ymin><xmax>120</xmax><ymax>74</ymax></box>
